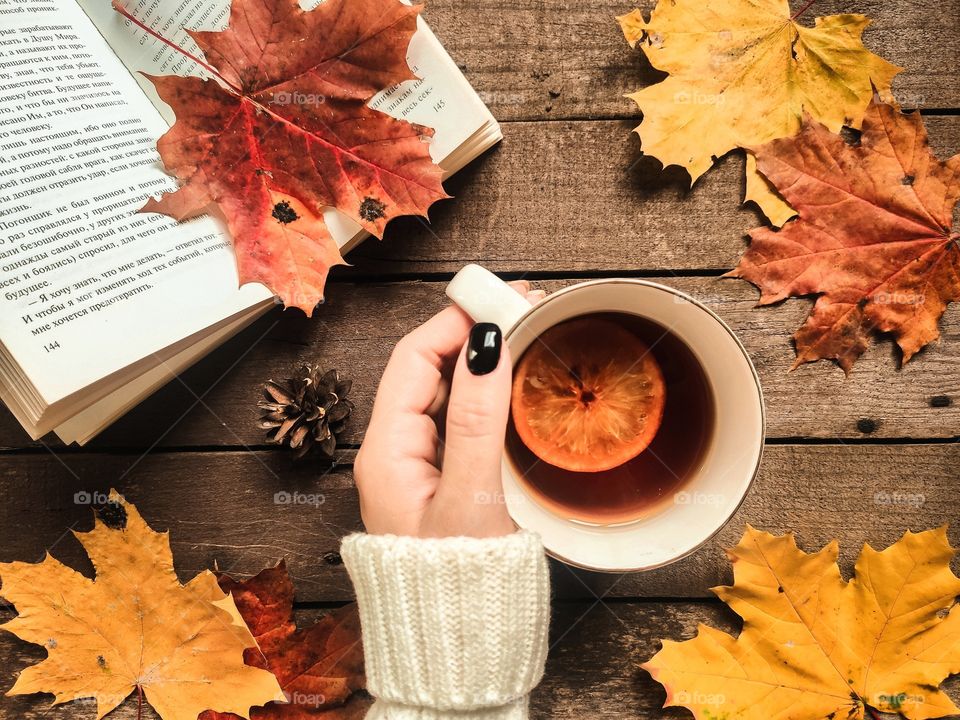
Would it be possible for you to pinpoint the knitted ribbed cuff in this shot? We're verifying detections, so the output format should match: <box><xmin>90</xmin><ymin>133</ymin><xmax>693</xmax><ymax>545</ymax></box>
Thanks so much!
<box><xmin>365</xmin><ymin>697</ymin><xmax>528</xmax><ymax>720</ymax></box>
<box><xmin>341</xmin><ymin>531</ymin><xmax>550</xmax><ymax>713</ymax></box>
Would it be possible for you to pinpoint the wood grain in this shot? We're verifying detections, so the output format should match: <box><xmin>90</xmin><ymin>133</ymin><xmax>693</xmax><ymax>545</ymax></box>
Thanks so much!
<box><xmin>1</xmin><ymin>1</ymin><xmax>958</xmax><ymax>717</ymax></box>
<box><xmin>3</xmin><ymin>120</ymin><xmax>959</xmax><ymax>448</ymax></box>
<box><xmin>0</xmin><ymin>603</ymin><xmax>718</xmax><ymax>720</ymax></box>
<box><xmin>341</xmin><ymin>116</ymin><xmax>960</xmax><ymax>275</ymax></box>
<box><xmin>420</xmin><ymin>0</ymin><xmax>960</xmax><ymax>122</ymax></box>
<box><xmin>0</xmin><ymin>600</ymin><xmax>955</xmax><ymax>719</ymax></box>
<box><xmin>5</xmin><ymin>272</ymin><xmax>960</xmax><ymax>449</ymax></box>
<box><xmin>0</xmin><ymin>445</ymin><xmax>955</xmax><ymax>602</ymax></box>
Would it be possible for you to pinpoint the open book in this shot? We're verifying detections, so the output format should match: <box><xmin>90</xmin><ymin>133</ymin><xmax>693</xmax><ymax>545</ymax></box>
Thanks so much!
<box><xmin>0</xmin><ymin>0</ymin><xmax>501</xmax><ymax>444</ymax></box>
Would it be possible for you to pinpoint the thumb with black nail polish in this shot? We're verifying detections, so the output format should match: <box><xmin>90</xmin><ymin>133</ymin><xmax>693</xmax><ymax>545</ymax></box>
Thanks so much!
<box><xmin>431</xmin><ymin>322</ymin><xmax>515</xmax><ymax>536</ymax></box>
<box><xmin>467</xmin><ymin>322</ymin><xmax>503</xmax><ymax>375</ymax></box>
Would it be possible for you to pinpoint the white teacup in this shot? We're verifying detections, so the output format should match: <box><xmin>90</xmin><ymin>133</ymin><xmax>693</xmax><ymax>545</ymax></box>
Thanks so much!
<box><xmin>446</xmin><ymin>264</ymin><xmax>765</xmax><ymax>572</ymax></box>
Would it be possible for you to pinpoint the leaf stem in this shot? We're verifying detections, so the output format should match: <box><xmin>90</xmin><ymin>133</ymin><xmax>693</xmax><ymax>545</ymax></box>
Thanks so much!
<box><xmin>790</xmin><ymin>0</ymin><xmax>817</xmax><ymax>20</ymax></box>
<box><xmin>137</xmin><ymin>685</ymin><xmax>143</xmax><ymax>720</ymax></box>
<box><xmin>111</xmin><ymin>1</ymin><xmax>239</xmax><ymax>92</ymax></box>
<box><xmin>866</xmin><ymin>706</ymin><xmax>881</xmax><ymax>720</ymax></box>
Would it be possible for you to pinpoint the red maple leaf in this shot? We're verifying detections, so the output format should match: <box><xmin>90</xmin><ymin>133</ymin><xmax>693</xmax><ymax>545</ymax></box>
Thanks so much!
<box><xmin>200</xmin><ymin>561</ymin><xmax>370</xmax><ymax>720</ymax></box>
<box><xmin>113</xmin><ymin>0</ymin><xmax>448</xmax><ymax>315</ymax></box>
<box><xmin>728</xmin><ymin>99</ymin><xmax>960</xmax><ymax>373</ymax></box>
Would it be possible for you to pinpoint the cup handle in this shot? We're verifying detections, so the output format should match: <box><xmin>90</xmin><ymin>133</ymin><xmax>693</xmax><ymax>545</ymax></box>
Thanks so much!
<box><xmin>445</xmin><ymin>264</ymin><xmax>532</xmax><ymax>332</ymax></box>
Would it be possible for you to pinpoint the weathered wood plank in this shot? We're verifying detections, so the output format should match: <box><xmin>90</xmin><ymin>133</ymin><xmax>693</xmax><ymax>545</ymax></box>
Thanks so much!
<box><xmin>0</xmin><ymin>601</ymin><xmax>956</xmax><ymax>718</ymax></box>
<box><xmin>0</xmin><ymin>603</ymin><xmax>718</xmax><ymax>720</ymax></box>
<box><xmin>0</xmin><ymin>445</ymin><xmax>956</xmax><ymax>602</ymax></box>
<box><xmin>421</xmin><ymin>0</ymin><xmax>960</xmax><ymax>122</ymax></box>
<box><xmin>5</xmin><ymin>272</ymin><xmax>960</xmax><ymax>449</ymax></box>
<box><xmin>1</xmin><ymin>1</ymin><xmax>958</xmax><ymax>716</ymax></box>
<box><xmin>341</xmin><ymin>116</ymin><xmax>960</xmax><ymax>275</ymax></box>
<box><xmin>3</xmin><ymin>114</ymin><xmax>959</xmax><ymax>448</ymax></box>
<box><xmin>0</xmin><ymin>451</ymin><xmax>362</xmax><ymax>600</ymax></box>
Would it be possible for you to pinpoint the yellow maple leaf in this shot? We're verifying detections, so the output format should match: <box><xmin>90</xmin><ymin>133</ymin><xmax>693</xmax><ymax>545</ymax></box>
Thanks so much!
<box><xmin>644</xmin><ymin>526</ymin><xmax>960</xmax><ymax>719</ymax></box>
<box><xmin>617</xmin><ymin>0</ymin><xmax>901</xmax><ymax>225</ymax></box>
<box><xmin>0</xmin><ymin>490</ymin><xmax>285</xmax><ymax>720</ymax></box>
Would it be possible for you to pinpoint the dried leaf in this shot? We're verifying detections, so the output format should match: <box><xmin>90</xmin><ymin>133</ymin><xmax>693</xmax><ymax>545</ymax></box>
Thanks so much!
<box><xmin>114</xmin><ymin>0</ymin><xmax>448</xmax><ymax>314</ymax></box>
<box><xmin>645</xmin><ymin>525</ymin><xmax>960</xmax><ymax>719</ymax></box>
<box><xmin>0</xmin><ymin>491</ymin><xmax>285</xmax><ymax>720</ymax></box>
<box><xmin>201</xmin><ymin>562</ymin><xmax>370</xmax><ymax>720</ymax></box>
<box><xmin>617</xmin><ymin>0</ymin><xmax>901</xmax><ymax>225</ymax></box>
<box><xmin>728</xmin><ymin>99</ymin><xmax>960</xmax><ymax>372</ymax></box>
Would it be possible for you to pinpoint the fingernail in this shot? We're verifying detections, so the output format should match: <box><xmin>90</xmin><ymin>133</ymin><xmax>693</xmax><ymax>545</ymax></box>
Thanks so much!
<box><xmin>528</xmin><ymin>289</ymin><xmax>547</xmax><ymax>302</ymax></box>
<box><xmin>467</xmin><ymin>323</ymin><xmax>502</xmax><ymax>375</ymax></box>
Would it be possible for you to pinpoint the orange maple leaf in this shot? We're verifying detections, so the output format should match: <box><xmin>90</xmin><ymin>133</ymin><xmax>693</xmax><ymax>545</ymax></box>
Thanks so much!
<box><xmin>114</xmin><ymin>0</ymin><xmax>448</xmax><ymax>315</ymax></box>
<box><xmin>728</xmin><ymin>99</ymin><xmax>960</xmax><ymax>373</ymax></box>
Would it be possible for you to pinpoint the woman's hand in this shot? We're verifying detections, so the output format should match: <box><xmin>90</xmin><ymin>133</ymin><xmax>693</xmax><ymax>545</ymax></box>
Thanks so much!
<box><xmin>355</xmin><ymin>281</ymin><xmax>542</xmax><ymax>538</ymax></box>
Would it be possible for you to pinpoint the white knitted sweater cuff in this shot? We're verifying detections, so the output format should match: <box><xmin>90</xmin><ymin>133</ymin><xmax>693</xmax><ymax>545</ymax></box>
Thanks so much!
<box><xmin>341</xmin><ymin>531</ymin><xmax>550</xmax><ymax>717</ymax></box>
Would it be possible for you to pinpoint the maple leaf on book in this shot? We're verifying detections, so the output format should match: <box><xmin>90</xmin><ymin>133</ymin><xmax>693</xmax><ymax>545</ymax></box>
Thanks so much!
<box><xmin>728</xmin><ymin>99</ymin><xmax>960</xmax><ymax>373</ymax></box>
<box><xmin>112</xmin><ymin>0</ymin><xmax>449</xmax><ymax>315</ymax></box>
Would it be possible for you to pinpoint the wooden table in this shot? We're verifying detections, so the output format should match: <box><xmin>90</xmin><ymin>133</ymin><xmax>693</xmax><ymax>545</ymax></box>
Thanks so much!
<box><xmin>2</xmin><ymin>0</ymin><xmax>959</xmax><ymax>717</ymax></box>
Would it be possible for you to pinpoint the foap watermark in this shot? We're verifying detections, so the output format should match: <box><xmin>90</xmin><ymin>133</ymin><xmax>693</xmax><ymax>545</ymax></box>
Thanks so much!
<box><xmin>873</xmin><ymin>291</ymin><xmax>925</xmax><ymax>306</ymax></box>
<box><xmin>274</xmin><ymin>490</ymin><xmax>326</xmax><ymax>508</ymax></box>
<box><xmin>874</xmin><ymin>692</ymin><xmax>926</xmax><ymax>710</ymax></box>
<box><xmin>473</xmin><ymin>490</ymin><xmax>524</xmax><ymax>506</ymax></box>
<box><xmin>673</xmin><ymin>291</ymin><xmax>725</xmax><ymax>306</ymax></box>
<box><xmin>74</xmin><ymin>695</ymin><xmax>130</xmax><ymax>711</ymax></box>
<box><xmin>283</xmin><ymin>691</ymin><xmax>327</xmax><ymax>707</ymax></box>
<box><xmin>873</xmin><ymin>490</ymin><xmax>925</xmax><ymax>509</ymax></box>
<box><xmin>888</xmin><ymin>90</ymin><xmax>928</xmax><ymax>109</ymax></box>
<box><xmin>674</xmin><ymin>490</ymin><xmax>724</xmax><ymax>507</ymax></box>
<box><xmin>270</xmin><ymin>91</ymin><xmax>325</xmax><ymax>107</ymax></box>
<box><xmin>74</xmin><ymin>490</ymin><xmax>111</xmax><ymax>505</ymax></box>
<box><xmin>477</xmin><ymin>89</ymin><xmax>526</xmax><ymax>106</ymax></box>
<box><xmin>674</xmin><ymin>690</ymin><xmax>726</xmax><ymax>706</ymax></box>
<box><xmin>674</xmin><ymin>90</ymin><xmax>726</xmax><ymax>106</ymax></box>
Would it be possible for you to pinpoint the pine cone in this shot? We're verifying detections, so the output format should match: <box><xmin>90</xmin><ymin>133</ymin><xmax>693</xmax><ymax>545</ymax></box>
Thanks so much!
<box><xmin>259</xmin><ymin>366</ymin><xmax>354</xmax><ymax>458</ymax></box>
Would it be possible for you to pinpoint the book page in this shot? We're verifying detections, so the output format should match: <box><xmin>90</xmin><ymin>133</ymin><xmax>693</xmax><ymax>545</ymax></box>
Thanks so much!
<box><xmin>0</xmin><ymin>0</ymin><xmax>272</xmax><ymax>407</ymax></box>
<box><xmin>78</xmin><ymin>0</ymin><xmax>497</xmax><ymax>245</ymax></box>
<box><xmin>54</xmin><ymin>303</ymin><xmax>266</xmax><ymax>444</ymax></box>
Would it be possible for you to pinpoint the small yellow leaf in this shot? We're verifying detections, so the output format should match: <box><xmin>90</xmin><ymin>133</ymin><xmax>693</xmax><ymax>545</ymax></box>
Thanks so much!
<box><xmin>644</xmin><ymin>526</ymin><xmax>960</xmax><ymax>719</ymax></box>
<box><xmin>618</xmin><ymin>0</ymin><xmax>901</xmax><ymax>222</ymax></box>
<box><xmin>744</xmin><ymin>153</ymin><xmax>796</xmax><ymax>227</ymax></box>
<box><xmin>0</xmin><ymin>490</ymin><xmax>285</xmax><ymax>720</ymax></box>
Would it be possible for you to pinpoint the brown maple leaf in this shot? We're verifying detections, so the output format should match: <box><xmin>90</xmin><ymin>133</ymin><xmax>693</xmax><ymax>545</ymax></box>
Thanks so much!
<box><xmin>727</xmin><ymin>99</ymin><xmax>960</xmax><ymax>373</ymax></box>
<box><xmin>113</xmin><ymin>0</ymin><xmax>448</xmax><ymax>315</ymax></box>
<box><xmin>200</xmin><ymin>561</ymin><xmax>370</xmax><ymax>720</ymax></box>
